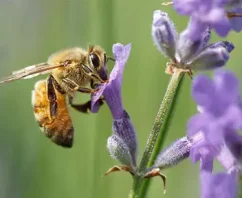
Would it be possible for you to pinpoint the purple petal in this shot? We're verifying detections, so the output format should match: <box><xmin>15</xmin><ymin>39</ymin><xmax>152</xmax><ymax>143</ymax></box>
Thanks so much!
<box><xmin>110</xmin><ymin>43</ymin><xmax>131</xmax><ymax>82</ymax></box>
<box><xmin>201</xmin><ymin>28</ymin><xmax>211</xmax><ymax>48</ymax></box>
<box><xmin>91</xmin><ymin>84</ymin><xmax>106</xmax><ymax>113</ymax></box>
<box><xmin>102</xmin><ymin>43</ymin><xmax>131</xmax><ymax>119</ymax></box>
<box><xmin>205</xmin><ymin>8</ymin><xmax>232</xmax><ymax>37</ymax></box>
<box><xmin>91</xmin><ymin>43</ymin><xmax>131</xmax><ymax>119</ymax></box>
<box><xmin>183</xmin><ymin>17</ymin><xmax>208</xmax><ymax>41</ymax></box>
<box><xmin>112</xmin><ymin>43</ymin><xmax>131</xmax><ymax>68</ymax></box>
<box><xmin>214</xmin><ymin>70</ymin><xmax>240</xmax><ymax>106</ymax></box>
<box><xmin>177</xmin><ymin>28</ymin><xmax>204</xmax><ymax>64</ymax></box>
<box><xmin>206</xmin><ymin>122</ymin><xmax>224</xmax><ymax>145</ymax></box>
<box><xmin>216</xmin><ymin>138</ymin><xmax>241</xmax><ymax>171</ymax></box>
<box><xmin>192</xmin><ymin>75</ymin><xmax>215</xmax><ymax>108</ymax></box>
<box><xmin>224</xmin><ymin>131</ymin><xmax>242</xmax><ymax>163</ymax></box>
<box><xmin>190</xmin><ymin>143</ymin><xmax>217</xmax><ymax>165</ymax></box>
<box><xmin>190</xmin><ymin>146</ymin><xmax>202</xmax><ymax>163</ymax></box>
<box><xmin>229</xmin><ymin>7</ymin><xmax>242</xmax><ymax>32</ymax></box>
<box><xmin>187</xmin><ymin>113</ymin><xmax>212</xmax><ymax>137</ymax></box>
<box><xmin>220</xmin><ymin>105</ymin><xmax>242</xmax><ymax>130</ymax></box>
<box><xmin>200</xmin><ymin>152</ymin><xmax>214</xmax><ymax>172</ymax></box>
<box><xmin>189</xmin><ymin>133</ymin><xmax>216</xmax><ymax>168</ymax></box>
<box><xmin>200</xmin><ymin>171</ymin><xmax>237</xmax><ymax>198</ymax></box>
<box><xmin>173</xmin><ymin>0</ymin><xmax>197</xmax><ymax>15</ymax></box>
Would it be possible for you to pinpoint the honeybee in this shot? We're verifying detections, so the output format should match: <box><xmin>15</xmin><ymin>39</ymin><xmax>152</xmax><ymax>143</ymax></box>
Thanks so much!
<box><xmin>0</xmin><ymin>45</ymin><xmax>110</xmax><ymax>148</ymax></box>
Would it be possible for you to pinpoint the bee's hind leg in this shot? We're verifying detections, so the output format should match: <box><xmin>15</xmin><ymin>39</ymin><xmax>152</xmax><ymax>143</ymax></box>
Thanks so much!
<box><xmin>47</xmin><ymin>75</ymin><xmax>58</xmax><ymax>118</ymax></box>
<box><xmin>68</xmin><ymin>96</ymin><xmax>104</xmax><ymax>113</ymax></box>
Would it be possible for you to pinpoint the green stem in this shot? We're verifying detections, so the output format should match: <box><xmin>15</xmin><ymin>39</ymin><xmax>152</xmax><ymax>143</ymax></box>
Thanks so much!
<box><xmin>129</xmin><ymin>70</ymin><xmax>184</xmax><ymax>198</ymax></box>
<box><xmin>139</xmin><ymin>72</ymin><xmax>185</xmax><ymax>198</ymax></box>
<box><xmin>239</xmin><ymin>175</ymin><xmax>242</xmax><ymax>198</ymax></box>
<box><xmin>139</xmin><ymin>70</ymin><xmax>184</xmax><ymax>170</ymax></box>
<box><xmin>128</xmin><ymin>176</ymin><xmax>142</xmax><ymax>198</ymax></box>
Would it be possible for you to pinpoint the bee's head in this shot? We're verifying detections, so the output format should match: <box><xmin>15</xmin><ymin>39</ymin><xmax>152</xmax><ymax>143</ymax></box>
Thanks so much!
<box><xmin>88</xmin><ymin>45</ymin><xmax>109</xmax><ymax>81</ymax></box>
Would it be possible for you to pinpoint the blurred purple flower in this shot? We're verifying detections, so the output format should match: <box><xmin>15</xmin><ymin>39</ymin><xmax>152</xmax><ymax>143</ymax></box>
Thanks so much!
<box><xmin>152</xmin><ymin>10</ymin><xmax>234</xmax><ymax>72</ymax></box>
<box><xmin>228</xmin><ymin>7</ymin><xmax>242</xmax><ymax>32</ymax></box>
<box><xmin>201</xmin><ymin>171</ymin><xmax>237</xmax><ymax>198</ymax></box>
<box><xmin>188</xmin><ymin>70</ymin><xmax>242</xmax><ymax>147</ymax></box>
<box><xmin>153</xmin><ymin>136</ymin><xmax>191</xmax><ymax>169</ymax></box>
<box><xmin>173</xmin><ymin>0</ymin><xmax>242</xmax><ymax>38</ymax></box>
<box><xmin>91</xmin><ymin>43</ymin><xmax>137</xmax><ymax>168</ymax></box>
<box><xmin>187</xmin><ymin>70</ymin><xmax>242</xmax><ymax>197</ymax></box>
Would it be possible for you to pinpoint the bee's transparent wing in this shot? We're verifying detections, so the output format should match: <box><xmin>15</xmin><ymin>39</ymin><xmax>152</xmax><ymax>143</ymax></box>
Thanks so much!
<box><xmin>0</xmin><ymin>63</ymin><xmax>62</xmax><ymax>85</ymax></box>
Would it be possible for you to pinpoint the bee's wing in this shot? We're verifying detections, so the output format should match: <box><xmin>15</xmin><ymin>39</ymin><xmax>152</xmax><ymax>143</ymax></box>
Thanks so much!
<box><xmin>0</xmin><ymin>63</ymin><xmax>63</xmax><ymax>85</ymax></box>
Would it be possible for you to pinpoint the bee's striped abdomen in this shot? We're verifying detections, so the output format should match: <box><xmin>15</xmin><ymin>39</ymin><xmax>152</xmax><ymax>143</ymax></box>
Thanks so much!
<box><xmin>32</xmin><ymin>79</ymin><xmax>74</xmax><ymax>148</ymax></box>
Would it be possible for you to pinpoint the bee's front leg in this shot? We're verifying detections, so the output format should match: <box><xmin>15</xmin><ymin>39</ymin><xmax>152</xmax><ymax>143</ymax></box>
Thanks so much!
<box><xmin>81</xmin><ymin>64</ymin><xmax>106</xmax><ymax>83</ymax></box>
<box><xmin>47</xmin><ymin>75</ymin><xmax>58</xmax><ymax>118</ymax></box>
<box><xmin>62</xmin><ymin>78</ymin><xmax>97</xmax><ymax>94</ymax></box>
<box><xmin>68</xmin><ymin>96</ymin><xmax>105</xmax><ymax>113</ymax></box>
<box><xmin>68</xmin><ymin>96</ymin><xmax>92</xmax><ymax>113</ymax></box>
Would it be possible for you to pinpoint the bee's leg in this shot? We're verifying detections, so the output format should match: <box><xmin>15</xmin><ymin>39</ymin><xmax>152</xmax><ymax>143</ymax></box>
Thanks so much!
<box><xmin>62</xmin><ymin>78</ymin><xmax>97</xmax><ymax>94</ymax></box>
<box><xmin>81</xmin><ymin>64</ymin><xmax>106</xmax><ymax>83</ymax></box>
<box><xmin>107</xmin><ymin>56</ymin><xmax>115</xmax><ymax>62</ymax></box>
<box><xmin>68</xmin><ymin>79</ymin><xmax>105</xmax><ymax>113</ymax></box>
<box><xmin>68</xmin><ymin>96</ymin><xmax>105</xmax><ymax>113</ymax></box>
<box><xmin>68</xmin><ymin>96</ymin><xmax>92</xmax><ymax>113</ymax></box>
<box><xmin>90</xmin><ymin>79</ymin><xmax>99</xmax><ymax>89</ymax></box>
<box><xmin>75</xmin><ymin>87</ymin><xmax>96</xmax><ymax>94</ymax></box>
<box><xmin>47</xmin><ymin>75</ymin><xmax>58</xmax><ymax>118</ymax></box>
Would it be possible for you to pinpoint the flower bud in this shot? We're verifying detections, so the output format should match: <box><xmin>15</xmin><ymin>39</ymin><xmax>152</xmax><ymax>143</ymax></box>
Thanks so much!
<box><xmin>188</xmin><ymin>47</ymin><xmax>229</xmax><ymax>70</ymax></box>
<box><xmin>152</xmin><ymin>10</ymin><xmax>177</xmax><ymax>60</ymax></box>
<box><xmin>177</xmin><ymin>30</ymin><xmax>203</xmax><ymax>64</ymax></box>
<box><xmin>107</xmin><ymin>134</ymin><xmax>133</xmax><ymax>167</ymax></box>
<box><xmin>112</xmin><ymin>110</ymin><xmax>137</xmax><ymax>166</ymax></box>
<box><xmin>201</xmin><ymin>28</ymin><xmax>211</xmax><ymax>48</ymax></box>
<box><xmin>207</xmin><ymin>41</ymin><xmax>234</xmax><ymax>53</ymax></box>
<box><xmin>153</xmin><ymin>136</ymin><xmax>191</xmax><ymax>169</ymax></box>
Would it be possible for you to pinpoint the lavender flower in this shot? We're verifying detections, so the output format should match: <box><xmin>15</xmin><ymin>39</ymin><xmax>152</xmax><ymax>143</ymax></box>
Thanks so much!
<box><xmin>172</xmin><ymin>0</ymin><xmax>242</xmax><ymax>38</ymax></box>
<box><xmin>153</xmin><ymin>136</ymin><xmax>191</xmax><ymax>169</ymax></box>
<box><xmin>187</xmin><ymin>70</ymin><xmax>242</xmax><ymax>197</ymax></box>
<box><xmin>201</xmin><ymin>171</ymin><xmax>237</xmax><ymax>198</ymax></box>
<box><xmin>189</xmin><ymin>70</ymin><xmax>242</xmax><ymax>147</ymax></box>
<box><xmin>152</xmin><ymin>10</ymin><xmax>234</xmax><ymax>73</ymax></box>
<box><xmin>91</xmin><ymin>43</ymin><xmax>131</xmax><ymax>119</ymax></box>
<box><xmin>91</xmin><ymin>43</ymin><xmax>137</xmax><ymax>169</ymax></box>
<box><xmin>228</xmin><ymin>7</ymin><xmax>242</xmax><ymax>32</ymax></box>
<box><xmin>149</xmin><ymin>135</ymin><xmax>238</xmax><ymax>195</ymax></box>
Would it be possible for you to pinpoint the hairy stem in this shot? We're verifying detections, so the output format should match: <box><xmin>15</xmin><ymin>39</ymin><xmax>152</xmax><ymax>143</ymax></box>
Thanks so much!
<box><xmin>139</xmin><ymin>70</ymin><xmax>184</xmax><ymax>170</ymax></box>
<box><xmin>129</xmin><ymin>69</ymin><xmax>185</xmax><ymax>197</ymax></box>
<box><xmin>139</xmin><ymin>71</ymin><xmax>185</xmax><ymax>197</ymax></box>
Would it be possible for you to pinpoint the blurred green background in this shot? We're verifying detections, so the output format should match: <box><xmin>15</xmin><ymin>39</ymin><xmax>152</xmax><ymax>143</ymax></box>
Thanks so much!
<box><xmin>0</xmin><ymin>0</ymin><xmax>241</xmax><ymax>198</ymax></box>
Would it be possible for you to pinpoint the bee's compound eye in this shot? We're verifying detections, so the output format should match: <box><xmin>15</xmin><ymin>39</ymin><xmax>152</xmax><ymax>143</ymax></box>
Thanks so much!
<box><xmin>90</xmin><ymin>53</ymin><xmax>100</xmax><ymax>69</ymax></box>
